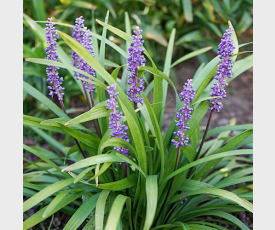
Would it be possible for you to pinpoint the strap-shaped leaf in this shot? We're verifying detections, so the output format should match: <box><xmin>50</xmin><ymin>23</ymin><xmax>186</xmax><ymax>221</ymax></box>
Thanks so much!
<box><xmin>65</xmin><ymin>106</ymin><xmax>111</xmax><ymax>126</ymax></box>
<box><xmin>169</xmin><ymin>187</ymin><xmax>252</xmax><ymax>213</ymax></box>
<box><xmin>95</xmin><ymin>190</ymin><xmax>111</xmax><ymax>230</ymax></box>
<box><xmin>23</xmin><ymin>191</ymin><xmax>86</xmax><ymax>230</ymax></box>
<box><xmin>161</xmin><ymin>149</ymin><xmax>252</xmax><ymax>185</ymax></box>
<box><xmin>63</xmin><ymin>193</ymin><xmax>100</xmax><ymax>230</ymax></box>
<box><xmin>56</xmin><ymin>122</ymin><xmax>99</xmax><ymax>149</ymax></box>
<box><xmin>143</xmin><ymin>93</ymin><xmax>164</xmax><ymax>181</ymax></box>
<box><xmin>105</xmin><ymin>195</ymin><xmax>130</xmax><ymax>230</ymax></box>
<box><xmin>23</xmin><ymin>81</ymin><xmax>67</xmax><ymax>118</ymax></box>
<box><xmin>23</xmin><ymin>178</ymin><xmax>74</xmax><ymax>212</ymax></box>
<box><xmin>143</xmin><ymin>175</ymin><xmax>158</xmax><ymax>230</ymax></box>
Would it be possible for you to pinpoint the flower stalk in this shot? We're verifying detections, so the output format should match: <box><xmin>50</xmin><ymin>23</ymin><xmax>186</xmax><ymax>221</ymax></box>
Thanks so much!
<box><xmin>45</xmin><ymin>17</ymin><xmax>88</xmax><ymax>158</ymax></box>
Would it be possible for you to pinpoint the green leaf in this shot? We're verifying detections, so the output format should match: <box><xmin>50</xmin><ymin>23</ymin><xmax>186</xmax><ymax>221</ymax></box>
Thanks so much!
<box><xmin>23</xmin><ymin>81</ymin><xmax>67</xmax><ymax>118</ymax></box>
<box><xmin>56</xmin><ymin>122</ymin><xmax>99</xmax><ymax>149</ymax></box>
<box><xmin>119</xmin><ymin>100</ymin><xmax>147</xmax><ymax>175</ymax></box>
<box><xmin>42</xmin><ymin>190</ymin><xmax>72</xmax><ymax>218</ymax></box>
<box><xmin>160</xmin><ymin>28</ymin><xmax>176</xmax><ymax>128</ymax></box>
<box><xmin>74</xmin><ymin>166</ymin><xmax>96</xmax><ymax>183</ymax></box>
<box><xmin>23</xmin><ymin>144</ymin><xmax>64</xmax><ymax>174</ymax></box>
<box><xmin>99</xmin><ymin>137</ymin><xmax>137</xmax><ymax>159</ymax></box>
<box><xmin>230</xmin><ymin>54</ymin><xmax>253</xmax><ymax>81</ymax></box>
<box><xmin>65</xmin><ymin>106</ymin><xmax>111</xmax><ymax>126</ymax></box>
<box><xmin>116</xmin><ymin>153</ymin><xmax>147</xmax><ymax>177</ymax></box>
<box><xmin>206</xmin><ymin>124</ymin><xmax>253</xmax><ymax>138</ymax></box>
<box><xmin>183</xmin><ymin>210</ymin><xmax>250</xmax><ymax>230</ymax></box>
<box><xmin>228</xmin><ymin>21</ymin><xmax>239</xmax><ymax>63</ymax></box>
<box><xmin>182</xmin><ymin>0</ymin><xmax>193</xmax><ymax>22</ymax></box>
<box><xmin>70</xmin><ymin>1</ymin><xmax>96</xmax><ymax>9</ymax></box>
<box><xmin>179</xmin><ymin>179</ymin><xmax>214</xmax><ymax>191</ymax></box>
<box><xmin>143</xmin><ymin>175</ymin><xmax>158</xmax><ymax>230</ymax></box>
<box><xmin>32</xmin><ymin>0</ymin><xmax>46</xmax><ymax>21</ymax></box>
<box><xmin>215</xmin><ymin>176</ymin><xmax>253</xmax><ymax>189</ymax></box>
<box><xmin>41</xmin><ymin>117</ymin><xmax>91</xmax><ymax>133</ymax></box>
<box><xmin>87</xmin><ymin>163</ymin><xmax>112</xmax><ymax>182</ymax></box>
<box><xmin>144</xmin><ymin>25</ymin><xmax>168</xmax><ymax>46</ymax></box>
<box><xmin>23</xmin><ymin>115</ymin><xmax>66</xmax><ymax>134</ymax></box>
<box><xmin>95</xmin><ymin>190</ymin><xmax>111</xmax><ymax>230</ymax></box>
<box><xmin>236</xmin><ymin>12</ymin><xmax>252</xmax><ymax>34</ymax></box>
<box><xmin>143</xmin><ymin>93</ymin><xmax>164</xmax><ymax>181</ymax></box>
<box><xmin>63</xmin><ymin>193</ymin><xmax>100</xmax><ymax>230</ymax></box>
<box><xmin>176</xmin><ymin>30</ymin><xmax>202</xmax><ymax>45</ymax></box>
<box><xmin>23</xmin><ymin>191</ymin><xmax>86</xmax><ymax>230</ymax></box>
<box><xmin>23</xmin><ymin>178</ymin><xmax>74</xmax><ymax>212</ymax></box>
<box><xmin>62</xmin><ymin>153</ymin><xmax>121</xmax><ymax>172</ymax></box>
<box><xmin>193</xmin><ymin>130</ymin><xmax>253</xmax><ymax>180</ymax></box>
<box><xmin>23</xmin><ymin>67</ymin><xmax>46</xmax><ymax>77</ymax></box>
<box><xmin>25</xmin><ymin>58</ymin><xmax>107</xmax><ymax>89</ymax></box>
<box><xmin>161</xmin><ymin>149</ymin><xmax>252</xmax><ymax>184</ymax></box>
<box><xmin>207</xmin><ymin>22</ymin><xmax>222</xmax><ymax>37</ymax></box>
<box><xmin>105</xmin><ymin>195</ymin><xmax>130</xmax><ymax>230</ymax></box>
<box><xmin>170</xmin><ymin>187</ymin><xmax>252</xmax><ymax>213</ymax></box>
<box><xmin>111</xmin><ymin>66</ymin><xmax>123</xmax><ymax>81</ymax></box>
<box><xmin>170</xmin><ymin>47</ymin><xmax>212</xmax><ymax>68</ymax></box>
<box><xmin>95</xmin><ymin>174</ymin><xmax>137</xmax><ymax>190</ymax></box>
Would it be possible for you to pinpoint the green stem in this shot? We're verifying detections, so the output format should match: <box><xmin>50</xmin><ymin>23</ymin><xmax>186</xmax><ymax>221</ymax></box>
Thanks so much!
<box><xmin>59</xmin><ymin>100</ymin><xmax>88</xmax><ymax>158</ymax></box>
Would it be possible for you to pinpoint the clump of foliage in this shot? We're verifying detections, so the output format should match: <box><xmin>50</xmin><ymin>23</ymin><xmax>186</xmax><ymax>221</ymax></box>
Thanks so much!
<box><xmin>23</xmin><ymin>10</ymin><xmax>253</xmax><ymax>230</ymax></box>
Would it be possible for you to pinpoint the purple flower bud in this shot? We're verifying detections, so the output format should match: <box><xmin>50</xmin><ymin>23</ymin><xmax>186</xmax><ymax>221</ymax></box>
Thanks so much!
<box><xmin>209</xmin><ymin>27</ymin><xmax>235</xmax><ymax>112</ymax></box>
<box><xmin>179</xmin><ymin>191</ymin><xmax>187</xmax><ymax>204</ymax></box>
<box><xmin>172</xmin><ymin>79</ymin><xmax>196</xmax><ymax>148</ymax></box>
<box><xmin>45</xmin><ymin>18</ymin><xmax>64</xmax><ymax>101</ymax></box>
<box><xmin>126</xmin><ymin>27</ymin><xmax>146</xmax><ymax>105</ymax></box>
<box><xmin>106</xmin><ymin>84</ymin><xmax>131</xmax><ymax>159</ymax></box>
<box><xmin>72</xmin><ymin>16</ymin><xmax>96</xmax><ymax>93</ymax></box>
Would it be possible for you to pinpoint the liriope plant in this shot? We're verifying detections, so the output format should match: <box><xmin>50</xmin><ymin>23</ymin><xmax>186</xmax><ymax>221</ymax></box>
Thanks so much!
<box><xmin>23</xmin><ymin>11</ymin><xmax>253</xmax><ymax>230</ymax></box>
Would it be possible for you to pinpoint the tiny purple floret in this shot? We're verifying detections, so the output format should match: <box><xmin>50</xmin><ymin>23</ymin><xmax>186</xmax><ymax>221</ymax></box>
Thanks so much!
<box><xmin>127</xmin><ymin>27</ymin><xmax>146</xmax><ymax>105</ymax></box>
<box><xmin>106</xmin><ymin>84</ymin><xmax>131</xmax><ymax>159</ymax></box>
<box><xmin>171</xmin><ymin>79</ymin><xmax>196</xmax><ymax>148</ymax></box>
<box><xmin>45</xmin><ymin>17</ymin><xmax>64</xmax><ymax>101</ymax></box>
<box><xmin>72</xmin><ymin>16</ymin><xmax>96</xmax><ymax>93</ymax></box>
<box><xmin>179</xmin><ymin>191</ymin><xmax>188</xmax><ymax>204</ymax></box>
<box><xmin>209</xmin><ymin>27</ymin><xmax>235</xmax><ymax>112</ymax></box>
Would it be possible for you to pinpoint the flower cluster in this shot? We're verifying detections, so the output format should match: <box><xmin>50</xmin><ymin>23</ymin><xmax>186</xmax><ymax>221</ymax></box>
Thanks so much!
<box><xmin>209</xmin><ymin>27</ymin><xmax>235</xmax><ymax>112</ymax></box>
<box><xmin>45</xmin><ymin>17</ymin><xmax>64</xmax><ymax>101</ymax></box>
<box><xmin>72</xmin><ymin>16</ymin><xmax>96</xmax><ymax>93</ymax></box>
<box><xmin>171</xmin><ymin>79</ymin><xmax>196</xmax><ymax>148</ymax></box>
<box><xmin>106</xmin><ymin>84</ymin><xmax>131</xmax><ymax>158</ymax></box>
<box><xmin>127</xmin><ymin>27</ymin><xmax>146</xmax><ymax>105</ymax></box>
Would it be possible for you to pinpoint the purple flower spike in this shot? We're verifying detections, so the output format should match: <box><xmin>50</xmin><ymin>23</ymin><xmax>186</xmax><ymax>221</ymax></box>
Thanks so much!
<box><xmin>127</xmin><ymin>27</ymin><xmax>146</xmax><ymax>105</ymax></box>
<box><xmin>72</xmin><ymin>16</ymin><xmax>96</xmax><ymax>93</ymax></box>
<box><xmin>106</xmin><ymin>84</ymin><xmax>131</xmax><ymax>159</ymax></box>
<box><xmin>171</xmin><ymin>79</ymin><xmax>196</xmax><ymax>148</ymax></box>
<box><xmin>45</xmin><ymin>17</ymin><xmax>64</xmax><ymax>101</ymax></box>
<box><xmin>209</xmin><ymin>27</ymin><xmax>235</xmax><ymax>112</ymax></box>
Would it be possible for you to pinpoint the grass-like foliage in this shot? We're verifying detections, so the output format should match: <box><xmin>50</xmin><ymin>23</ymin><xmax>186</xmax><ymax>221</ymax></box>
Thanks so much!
<box><xmin>23</xmin><ymin>11</ymin><xmax>253</xmax><ymax>230</ymax></box>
